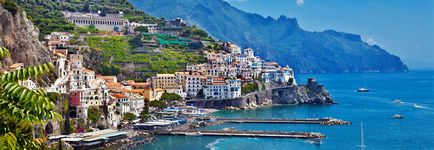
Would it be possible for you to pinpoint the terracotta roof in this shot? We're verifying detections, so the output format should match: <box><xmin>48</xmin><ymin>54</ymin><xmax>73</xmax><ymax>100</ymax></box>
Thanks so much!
<box><xmin>113</xmin><ymin>93</ymin><xmax>128</xmax><ymax>99</ymax></box>
<box><xmin>83</xmin><ymin>68</ymin><xmax>94</xmax><ymax>73</ymax></box>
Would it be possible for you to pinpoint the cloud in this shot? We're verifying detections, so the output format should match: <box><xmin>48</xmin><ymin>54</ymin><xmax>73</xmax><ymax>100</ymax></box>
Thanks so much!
<box><xmin>296</xmin><ymin>0</ymin><xmax>304</xmax><ymax>6</ymax></box>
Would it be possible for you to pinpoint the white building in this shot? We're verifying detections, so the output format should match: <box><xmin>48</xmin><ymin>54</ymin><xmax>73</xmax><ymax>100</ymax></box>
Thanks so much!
<box><xmin>185</xmin><ymin>75</ymin><xmax>203</xmax><ymax>97</ymax></box>
<box><xmin>64</xmin><ymin>12</ymin><xmax>129</xmax><ymax>32</ymax></box>
<box><xmin>203</xmin><ymin>77</ymin><xmax>241</xmax><ymax>99</ymax></box>
<box><xmin>129</xmin><ymin>22</ymin><xmax>159</xmax><ymax>33</ymax></box>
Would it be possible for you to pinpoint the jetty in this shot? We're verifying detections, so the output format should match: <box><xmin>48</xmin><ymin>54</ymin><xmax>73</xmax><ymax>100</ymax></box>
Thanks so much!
<box><xmin>212</xmin><ymin>118</ymin><xmax>351</xmax><ymax>125</ymax></box>
<box><xmin>152</xmin><ymin>130</ymin><xmax>325</xmax><ymax>139</ymax></box>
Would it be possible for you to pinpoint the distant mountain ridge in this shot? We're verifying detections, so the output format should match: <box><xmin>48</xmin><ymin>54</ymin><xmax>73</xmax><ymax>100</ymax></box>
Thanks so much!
<box><xmin>130</xmin><ymin>0</ymin><xmax>408</xmax><ymax>73</ymax></box>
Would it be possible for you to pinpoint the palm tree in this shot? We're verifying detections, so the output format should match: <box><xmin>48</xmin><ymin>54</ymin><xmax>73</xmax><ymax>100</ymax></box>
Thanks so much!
<box><xmin>0</xmin><ymin>46</ymin><xmax>61</xmax><ymax>149</ymax></box>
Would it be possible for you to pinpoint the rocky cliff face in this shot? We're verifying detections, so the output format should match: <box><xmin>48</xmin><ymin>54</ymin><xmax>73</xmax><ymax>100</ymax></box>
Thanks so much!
<box><xmin>271</xmin><ymin>83</ymin><xmax>334</xmax><ymax>105</ymax></box>
<box><xmin>0</xmin><ymin>5</ymin><xmax>52</xmax><ymax>70</ymax></box>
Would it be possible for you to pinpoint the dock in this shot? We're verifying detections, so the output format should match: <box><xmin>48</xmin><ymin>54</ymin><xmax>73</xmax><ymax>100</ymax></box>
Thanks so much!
<box><xmin>215</xmin><ymin>118</ymin><xmax>352</xmax><ymax>125</ymax></box>
<box><xmin>152</xmin><ymin>130</ymin><xmax>325</xmax><ymax>139</ymax></box>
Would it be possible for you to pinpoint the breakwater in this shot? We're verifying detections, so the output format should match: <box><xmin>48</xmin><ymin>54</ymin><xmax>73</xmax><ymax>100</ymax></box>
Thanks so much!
<box><xmin>216</xmin><ymin>118</ymin><xmax>351</xmax><ymax>125</ymax></box>
<box><xmin>152</xmin><ymin>130</ymin><xmax>325</xmax><ymax>139</ymax></box>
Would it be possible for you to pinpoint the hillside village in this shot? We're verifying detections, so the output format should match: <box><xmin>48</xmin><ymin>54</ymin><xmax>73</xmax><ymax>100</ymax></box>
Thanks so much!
<box><xmin>41</xmin><ymin>12</ymin><xmax>296</xmax><ymax>126</ymax></box>
<box><xmin>0</xmin><ymin>0</ymin><xmax>301</xmax><ymax>149</ymax></box>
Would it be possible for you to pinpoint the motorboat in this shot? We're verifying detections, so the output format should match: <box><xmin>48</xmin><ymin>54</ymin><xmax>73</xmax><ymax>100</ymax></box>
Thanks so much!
<box><xmin>392</xmin><ymin>114</ymin><xmax>403</xmax><ymax>119</ymax></box>
<box><xmin>357</xmin><ymin>88</ymin><xmax>370</xmax><ymax>92</ymax></box>
<box><xmin>392</xmin><ymin>99</ymin><xmax>402</xmax><ymax>103</ymax></box>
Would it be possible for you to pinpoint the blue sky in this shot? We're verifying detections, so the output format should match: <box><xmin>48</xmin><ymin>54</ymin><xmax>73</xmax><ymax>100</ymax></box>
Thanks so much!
<box><xmin>225</xmin><ymin>0</ymin><xmax>434</xmax><ymax>69</ymax></box>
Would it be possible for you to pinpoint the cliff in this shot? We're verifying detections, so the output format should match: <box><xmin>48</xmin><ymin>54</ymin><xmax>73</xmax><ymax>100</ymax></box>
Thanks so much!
<box><xmin>271</xmin><ymin>79</ymin><xmax>334</xmax><ymax>105</ymax></box>
<box><xmin>0</xmin><ymin>5</ymin><xmax>52</xmax><ymax>70</ymax></box>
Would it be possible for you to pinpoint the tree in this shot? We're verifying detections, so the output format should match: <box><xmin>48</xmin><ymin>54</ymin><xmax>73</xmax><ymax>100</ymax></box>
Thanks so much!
<box><xmin>140</xmin><ymin>111</ymin><xmax>149</xmax><ymax>122</ymax></box>
<box><xmin>134</xmin><ymin>26</ymin><xmax>149</xmax><ymax>33</ymax></box>
<box><xmin>63</xmin><ymin>117</ymin><xmax>73</xmax><ymax>135</ymax></box>
<box><xmin>0</xmin><ymin>46</ymin><xmax>61</xmax><ymax>149</ymax></box>
<box><xmin>87</xmin><ymin>106</ymin><xmax>101</xmax><ymax>127</ymax></box>
<box><xmin>123</xmin><ymin>112</ymin><xmax>136</xmax><ymax>123</ymax></box>
<box><xmin>160</xmin><ymin>92</ymin><xmax>182</xmax><ymax>101</ymax></box>
<box><xmin>149</xmin><ymin>100</ymin><xmax>167</xmax><ymax>109</ymax></box>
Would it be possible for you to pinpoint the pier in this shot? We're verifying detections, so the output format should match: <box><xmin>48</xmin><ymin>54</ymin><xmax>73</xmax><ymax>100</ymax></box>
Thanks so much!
<box><xmin>212</xmin><ymin>118</ymin><xmax>352</xmax><ymax>125</ymax></box>
<box><xmin>152</xmin><ymin>130</ymin><xmax>325</xmax><ymax>139</ymax></box>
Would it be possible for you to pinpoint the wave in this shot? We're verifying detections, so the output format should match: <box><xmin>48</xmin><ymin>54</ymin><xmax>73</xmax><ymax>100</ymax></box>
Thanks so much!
<box><xmin>206</xmin><ymin>138</ymin><xmax>224</xmax><ymax>150</ymax></box>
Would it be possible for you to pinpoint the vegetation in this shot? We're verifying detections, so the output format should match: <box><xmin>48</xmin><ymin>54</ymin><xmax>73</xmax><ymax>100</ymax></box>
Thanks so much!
<box><xmin>149</xmin><ymin>100</ymin><xmax>167</xmax><ymax>109</ymax></box>
<box><xmin>182</xmin><ymin>25</ymin><xmax>213</xmax><ymax>41</ymax></box>
<box><xmin>123</xmin><ymin>112</ymin><xmax>136</xmax><ymax>123</ymax></box>
<box><xmin>86</xmin><ymin>36</ymin><xmax>206</xmax><ymax>76</ymax></box>
<box><xmin>242</xmin><ymin>82</ymin><xmax>259</xmax><ymax>95</ymax></box>
<box><xmin>14</xmin><ymin>0</ymin><xmax>161</xmax><ymax>39</ymax></box>
<box><xmin>140</xmin><ymin>111</ymin><xmax>149</xmax><ymax>122</ymax></box>
<box><xmin>98</xmin><ymin>63</ymin><xmax>122</xmax><ymax>76</ymax></box>
<box><xmin>160</xmin><ymin>92</ymin><xmax>182</xmax><ymax>101</ymax></box>
<box><xmin>0</xmin><ymin>46</ymin><xmax>61</xmax><ymax>149</ymax></box>
<box><xmin>87</xmin><ymin>106</ymin><xmax>101</xmax><ymax>127</ymax></box>
<box><xmin>1</xmin><ymin>0</ymin><xmax>20</xmax><ymax>14</ymax></box>
<box><xmin>134</xmin><ymin>26</ymin><xmax>149</xmax><ymax>33</ymax></box>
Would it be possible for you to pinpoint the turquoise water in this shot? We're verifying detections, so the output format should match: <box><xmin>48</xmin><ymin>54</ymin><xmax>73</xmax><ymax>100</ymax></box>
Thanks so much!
<box><xmin>133</xmin><ymin>71</ymin><xmax>434</xmax><ymax>150</ymax></box>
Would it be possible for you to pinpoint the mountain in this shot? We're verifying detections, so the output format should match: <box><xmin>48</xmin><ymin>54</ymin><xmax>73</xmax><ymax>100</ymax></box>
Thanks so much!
<box><xmin>0</xmin><ymin>4</ymin><xmax>52</xmax><ymax>71</ymax></box>
<box><xmin>129</xmin><ymin>0</ymin><xmax>409</xmax><ymax>73</ymax></box>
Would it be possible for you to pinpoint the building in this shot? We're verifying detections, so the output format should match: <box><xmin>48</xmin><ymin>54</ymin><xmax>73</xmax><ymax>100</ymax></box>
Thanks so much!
<box><xmin>223</xmin><ymin>42</ymin><xmax>241</xmax><ymax>54</ymax></box>
<box><xmin>185</xmin><ymin>75</ymin><xmax>204</xmax><ymax>98</ymax></box>
<box><xmin>45</xmin><ymin>32</ymin><xmax>72</xmax><ymax>51</ymax></box>
<box><xmin>129</xmin><ymin>22</ymin><xmax>159</xmax><ymax>33</ymax></box>
<box><xmin>64</xmin><ymin>12</ymin><xmax>129</xmax><ymax>32</ymax></box>
<box><xmin>152</xmin><ymin>74</ymin><xmax>185</xmax><ymax>99</ymax></box>
<box><xmin>203</xmin><ymin>77</ymin><xmax>241</xmax><ymax>99</ymax></box>
<box><xmin>68</xmin><ymin>54</ymin><xmax>108</xmax><ymax>119</ymax></box>
<box><xmin>113</xmin><ymin>93</ymin><xmax>130</xmax><ymax>115</ymax></box>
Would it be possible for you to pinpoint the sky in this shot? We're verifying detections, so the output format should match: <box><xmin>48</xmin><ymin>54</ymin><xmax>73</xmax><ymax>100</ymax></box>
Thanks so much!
<box><xmin>225</xmin><ymin>0</ymin><xmax>434</xmax><ymax>69</ymax></box>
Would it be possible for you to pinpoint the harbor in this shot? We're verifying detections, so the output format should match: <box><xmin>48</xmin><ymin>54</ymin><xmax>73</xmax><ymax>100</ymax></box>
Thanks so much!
<box><xmin>151</xmin><ymin>130</ymin><xmax>325</xmax><ymax>139</ymax></box>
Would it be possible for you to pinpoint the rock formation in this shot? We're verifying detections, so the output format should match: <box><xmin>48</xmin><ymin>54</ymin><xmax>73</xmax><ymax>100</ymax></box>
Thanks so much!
<box><xmin>0</xmin><ymin>5</ymin><xmax>52</xmax><ymax>70</ymax></box>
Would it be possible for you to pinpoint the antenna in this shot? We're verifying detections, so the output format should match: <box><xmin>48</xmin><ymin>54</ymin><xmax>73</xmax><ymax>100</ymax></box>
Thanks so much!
<box><xmin>357</xmin><ymin>122</ymin><xmax>366</xmax><ymax>150</ymax></box>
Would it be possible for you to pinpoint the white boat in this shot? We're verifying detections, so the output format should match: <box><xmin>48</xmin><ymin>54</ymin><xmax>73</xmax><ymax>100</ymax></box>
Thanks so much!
<box><xmin>357</xmin><ymin>88</ymin><xmax>370</xmax><ymax>92</ymax></box>
<box><xmin>185</xmin><ymin>131</ymin><xmax>202</xmax><ymax>136</ymax></box>
<box><xmin>392</xmin><ymin>114</ymin><xmax>403</xmax><ymax>119</ymax></box>
<box><xmin>392</xmin><ymin>99</ymin><xmax>402</xmax><ymax>104</ymax></box>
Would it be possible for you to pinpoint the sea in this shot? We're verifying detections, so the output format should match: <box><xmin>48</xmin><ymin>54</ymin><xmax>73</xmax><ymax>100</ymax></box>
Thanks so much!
<box><xmin>132</xmin><ymin>70</ymin><xmax>434</xmax><ymax>150</ymax></box>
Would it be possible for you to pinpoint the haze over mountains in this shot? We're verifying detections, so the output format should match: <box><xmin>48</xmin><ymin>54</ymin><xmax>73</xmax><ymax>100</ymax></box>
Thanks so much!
<box><xmin>130</xmin><ymin>0</ymin><xmax>408</xmax><ymax>73</ymax></box>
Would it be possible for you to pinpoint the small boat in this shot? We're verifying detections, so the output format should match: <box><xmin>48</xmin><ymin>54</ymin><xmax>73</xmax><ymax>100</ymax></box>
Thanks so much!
<box><xmin>392</xmin><ymin>114</ymin><xmax>403</xmax><ymax>119</ymax></box>
<box><xmin>307</xmin><ymin>138</ymin><xmax>322</xmax><ymax>145</ymax></box>
<box><xmin>357</xmin><ymin>88</ymin><xmax>370</xmax><ymax>92</ymax></box>
<box><xmin>392</xmin><ymin>99</ymin><xmax>402</xmax><ymax>104</ymax></box>
<box><xmin>185</xmin><ymin>131</ymin><xmax>202</xmax><ymax>136</ymax></box>
<box><xmin>223</xmin><ymin>127</ymin><xmax>236</xmax><ymax>131</ymax></box>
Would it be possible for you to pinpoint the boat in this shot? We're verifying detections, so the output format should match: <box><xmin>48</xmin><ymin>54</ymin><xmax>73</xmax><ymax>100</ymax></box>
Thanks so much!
<box><xmin>307</xmin><ymin>138</ymin><xmax>322</xmax><ymax>145</ymax></box>
<box><xmin>357</xmin><ymin>123</ymin><xmax>366</xmax><ymax>150</ymax></box>
<box><xmin>392</xmin><ymin>114</ymin><xmax>403</xmax><ymax>119</ymax></box>
<box><xmin>357</xmin><ymin>88</ymin><xmax>370</xmax><ymax>92</ymax></box>
<box><xmin>392</xmin><ymin>99</ymin><xmax>402</xmax><ymax>104</ymax></box>
<box><xmin>185</xmin><ymin>131</ymin><xmax>202</xmax><ymax>136</ymax></box>
<box><xmin>223</xmin><ymin>127</ymin><xmax>236</xmax><ymax>131</ymax></box>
